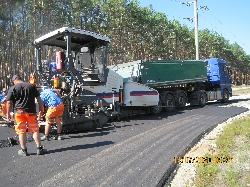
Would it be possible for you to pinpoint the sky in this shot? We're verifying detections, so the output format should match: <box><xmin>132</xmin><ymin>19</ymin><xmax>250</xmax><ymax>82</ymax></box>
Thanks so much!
<box><xmin>139</xmin><ymin>0</ymin><xmax>250</xmax><ymax>55</ymax></box>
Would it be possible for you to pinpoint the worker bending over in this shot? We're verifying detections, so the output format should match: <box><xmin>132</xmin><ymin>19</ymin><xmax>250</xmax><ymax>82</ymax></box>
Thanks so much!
<box><xmin>0</xmin><ymin>88</ymin><xmax>7</xmax><ymax>117</ymax></box>
<box><xmin>38</xmin><ymin>88</ymin><xmax>64</xmax><ymax>141</ymax></box>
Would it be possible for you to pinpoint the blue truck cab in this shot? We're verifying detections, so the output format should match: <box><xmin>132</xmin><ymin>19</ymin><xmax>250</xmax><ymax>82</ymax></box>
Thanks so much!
<box><xmin>206</xmin><ymin>58</ymin><xmax>232</xmax><ymax>102</ymax></box>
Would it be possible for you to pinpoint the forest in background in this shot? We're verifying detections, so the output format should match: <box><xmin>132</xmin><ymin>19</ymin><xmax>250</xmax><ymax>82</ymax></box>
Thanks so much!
<box><xmin>0</xmin><ymin>0</ymin><xmax>250</xmax><ymax>89</ymax></box>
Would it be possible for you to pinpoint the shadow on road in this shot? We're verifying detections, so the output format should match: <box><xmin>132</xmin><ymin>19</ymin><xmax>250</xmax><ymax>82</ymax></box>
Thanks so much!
<box><xmin>47</xmin><ymin>140</ymin><xmax>115</xmax><ymax>154</ymax></box>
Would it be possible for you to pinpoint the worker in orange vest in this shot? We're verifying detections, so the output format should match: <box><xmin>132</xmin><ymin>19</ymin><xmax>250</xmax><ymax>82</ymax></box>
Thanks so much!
<box><xmin>29</xmin><ymin>72</ymin><xmax>37</xmax><ymax>86</ymax></box>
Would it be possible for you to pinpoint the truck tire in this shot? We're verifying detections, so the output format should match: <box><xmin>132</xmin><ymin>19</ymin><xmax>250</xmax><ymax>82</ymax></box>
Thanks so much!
<box><xmin>176</xmin><ymin>91</ymin><xmax>186</xmax><ymax>109</ymax></box>
<box><xmin>199</xmin><ymin>92</ymin><xmax>207</xmax><ymax>107</ymax></box>
<box><xmin>221</xmin><ymin>89</ymin><xmax>229</xmax><ymax>103</ymax></box>
<box><xmin>151</xmin><ymin>98</ymin><xmax>163</xmax><ymax>114</ymax></box>
<box><xmin>164</xmin><ymin>94</ymin><xmax>175</xmax><ymax>112</ymax></box>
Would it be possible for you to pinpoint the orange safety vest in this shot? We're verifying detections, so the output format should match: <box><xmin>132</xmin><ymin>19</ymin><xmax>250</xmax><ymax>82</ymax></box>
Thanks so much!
<box><xmin>29</xmin><ymin>78</ymin><xmax>36</xmax><ymax>86</ymax></box>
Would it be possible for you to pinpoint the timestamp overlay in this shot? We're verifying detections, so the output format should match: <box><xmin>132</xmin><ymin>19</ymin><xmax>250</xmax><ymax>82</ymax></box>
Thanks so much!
<box><xmin>174</xmin><ymin>156</ymin><xmax>233</xmax><ymax>164</ymax></box>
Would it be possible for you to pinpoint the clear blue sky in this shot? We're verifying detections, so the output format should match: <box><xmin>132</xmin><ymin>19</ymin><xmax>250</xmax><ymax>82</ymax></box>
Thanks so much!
<box><xmin>139</xmin><ymin>0</ymin><xmax>250</xmax><ymax>55</ymax></box>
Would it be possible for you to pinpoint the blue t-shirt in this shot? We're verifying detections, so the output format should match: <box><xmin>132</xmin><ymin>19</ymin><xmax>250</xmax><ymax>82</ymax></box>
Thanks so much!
<box><xmin>0</xmin><ymin>94</ymin><xmax>4</xmax><ymax>104</ymax></box>
<box><xmin>50</xmin><ymin>62</ymin><xmax>57</xmax><ymax>73</ymax></box>
<box><xmin>40</xmin><ymin>89</ymin><xmax>62</xmax><ymax>108</ymax></box>
<box><xmin>0</xmin><ymin>96</ymin><xmax>6</xmax><ymax>104</ymax></box>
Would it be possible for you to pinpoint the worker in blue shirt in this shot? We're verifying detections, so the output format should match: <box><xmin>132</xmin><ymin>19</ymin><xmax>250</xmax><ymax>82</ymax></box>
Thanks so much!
<box><xmin>0</xmin><ymin>88</ymin><xmax>7</xmax><ymax>117</ymax></box>
<box><xmin>38</xmin><ymin>88</ymin><xmax>64</xmax><ymax>141</ymax></box>
<box><xmin>0</xmin><ymin>88</ymin><xmax>6</xmax><ymax>102</ymax></box>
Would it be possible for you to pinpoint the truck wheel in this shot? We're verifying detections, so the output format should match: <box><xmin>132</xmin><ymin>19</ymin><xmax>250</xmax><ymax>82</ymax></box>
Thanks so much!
<box><xmin>151</xmin><ymin>98</ymin><xmax>163</xmax><ymax>114</ymax></box>
<box><xmin>221</xmin><ymin>89</ymin><xmax>229</xmax><ymax>103</ymax></box>
<box><xmin>164</xmin><ymin>94</ymin><xmax>175</xmax><ymax>111</ymax></box>
<box><xmin>199</xmin><ymin>92</ymin><xmax>207</xmax><ymax>107</ymax></box>
<box><xmin>176</xmin><ymin>91</ymin><xmax>186</xmax><ymax>109</ymax></box>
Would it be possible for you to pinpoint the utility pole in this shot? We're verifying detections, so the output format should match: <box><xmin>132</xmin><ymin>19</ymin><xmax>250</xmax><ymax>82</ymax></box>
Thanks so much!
<box><xmin>194</xmin><ymin>0</ymin><xmax>199</xmax><ymax>60</ymax></box>
<box><xmin>182</xmin><ymin>1</ymin><xmax>208</xmax><ymax>60</ymax></box>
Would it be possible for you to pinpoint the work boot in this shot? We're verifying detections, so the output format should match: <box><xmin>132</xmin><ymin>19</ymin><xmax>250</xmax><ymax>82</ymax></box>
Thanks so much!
<box><xmin>53</xmin><ymin>134</ymin><xmax>63</xmax><ymax>140</ymax></box>
<box><xmin>37</xmin><ymin>146</ymin><xmax>47</xmax><ymax>155</ymax></box>
<box><xmin>18</xmin><ymin>149</ymin><xmax>28</xmax><ymax>156</ymax></box>
<box><xmin>40</xmin><ymin>135</ymin><xmax>50</xmax><ymax>141</ymax></box>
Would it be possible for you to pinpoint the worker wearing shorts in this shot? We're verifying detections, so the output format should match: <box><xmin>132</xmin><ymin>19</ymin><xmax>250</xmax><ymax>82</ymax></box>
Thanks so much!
<box><xmin>5</xmin><ymin>75</ymin><xmax>47</xmax><ymax>156</ymax></box>
<box><xmin>38</xmin><ymin>88</ymin><xmax>64</xmax><ymax>141</ymax></box>
<box><xmin>0</xmin><ymin>98</ymin><xmax>6</xmax><ymax>118</ymax></box>
<box><xmin>0</xmin><ymin>102</ymin><xmax>6</xmax><ymax>117</ymax></box>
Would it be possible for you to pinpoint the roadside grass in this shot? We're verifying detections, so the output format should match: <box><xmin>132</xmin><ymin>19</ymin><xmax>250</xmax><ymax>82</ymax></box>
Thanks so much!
<box><xmin>195</xmin><ymin>156</ymin><xmax>219</xmax><ymax>187</ymax></box>
<box><xmin>233</xmin><ymin>89</ymin><xmax>250</xmax><ymax>95</ymax></box>
<box><xmin>195</xmin><ymin>115</ymin><xmax>250</xmax><ymax>187</ymax></box>
<box><xmin>222</xmin><ymin>167</ymin><xmax>240</xmax><ymax>186</ymax></box>
<box><xmin>232</xmin><ymin>87</ymin><xmax>250</xmax><ymax>95</ymax></box>
<box><xmin>217</xmin><ymin>116</ymin><xmax>250</xmax><ymax>155</ymax></box>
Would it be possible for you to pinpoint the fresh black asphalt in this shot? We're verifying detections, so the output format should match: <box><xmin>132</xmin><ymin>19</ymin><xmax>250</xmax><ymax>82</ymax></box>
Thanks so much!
<box><xmin>0</xmin><ymin>99</ymin><xmax>248</xmax><ymax>187</ymax></box>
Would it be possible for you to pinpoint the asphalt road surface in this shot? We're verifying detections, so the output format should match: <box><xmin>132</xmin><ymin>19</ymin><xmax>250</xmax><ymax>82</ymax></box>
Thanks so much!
<box><xmin>0</xmin><ymin>100</ymin><xmax>248</xmax><ymax>187</ymax></box>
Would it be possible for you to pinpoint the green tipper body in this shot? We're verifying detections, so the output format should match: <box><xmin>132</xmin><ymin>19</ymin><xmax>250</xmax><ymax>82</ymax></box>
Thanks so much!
<box><xmin>140</xmin><ymin>60</ymin><xmax>208</xmax><ymax>87</ymax></box>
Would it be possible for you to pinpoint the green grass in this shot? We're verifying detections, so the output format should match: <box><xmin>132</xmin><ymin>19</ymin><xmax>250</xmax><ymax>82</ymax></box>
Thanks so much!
<box><xmin>239</xmin><ymin>143</ymin><xmax>250</xmax><ymax>151</ymax></box>
<box><xmin>238</xmin><ymin>154</ymin><xmax>248</xmax><ymax>163</ymax></box>
<box><xmin>223</xmin><ymin>167</ymin><xmax>240</xmax><ymax>187</ymax></box>
<box><xmin>195</xmin><ymin>115</ymin><xmax>250</xmax><ymax>187</ymax></box>
<box><xmin>216</xmin><ymin>116</ymin><xmax>250</xmax><ymax>155</ymax></box>
<box><xmin>195</xmin><ymin>159</ymin><xmax>219</xmax><ymax>187</ymax></box>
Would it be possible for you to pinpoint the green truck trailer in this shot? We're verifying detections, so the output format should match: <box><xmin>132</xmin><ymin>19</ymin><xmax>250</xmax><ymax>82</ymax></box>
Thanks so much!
<box><xmin>111</xmin><ymin>58</ymin><xmax>232</xmax><ymax>113</ymax></box>
<box><xmin>140</xmin><ymin>60</ymin><xmax>207</xmax><ymax>87</ymax></box>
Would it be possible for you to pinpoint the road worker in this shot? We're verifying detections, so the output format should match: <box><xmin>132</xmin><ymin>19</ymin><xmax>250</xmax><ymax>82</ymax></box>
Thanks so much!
<box><xmin>28</xmin><ymin>72</ymin><xmax>37</xmax><ymax>86</ymax></box>
<box><xmin>38</xmin><ymin>88</ymin><xmax>64</xmax><ymax>141</ymax></box>
<box><xmin>0</xmin><ymin>88</ymin><xmax>7</xmax><ymax>117</ymax></box>
<box><xmin>5</xmin><ymin>75</ymin><xmax>47</xmax><ymax>156</ymax></box>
